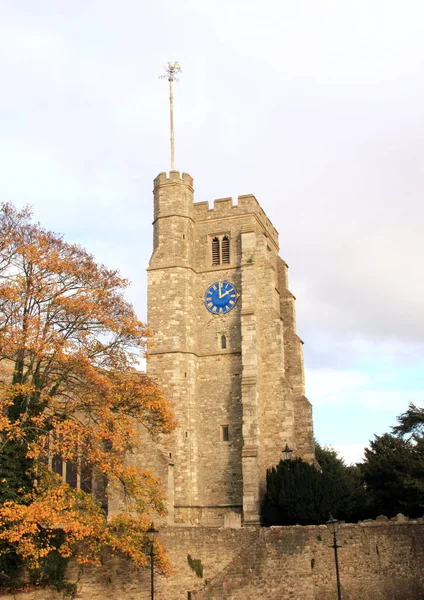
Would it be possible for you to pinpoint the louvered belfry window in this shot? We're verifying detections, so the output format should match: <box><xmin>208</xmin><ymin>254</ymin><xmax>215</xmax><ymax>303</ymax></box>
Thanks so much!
<box><xmin>221</xmin><ymin>236</ymin><xmax>230</xmax><ymax>264</ymax></box>
<box><xmin>212</xmin><ymin>237</ymin><xmax>220</xmax><ymax>265</ymax></box>
<box><xmin>211</xmin><ymin>235</ymin><xmax>230</xmax><ymax>266</ymax></box>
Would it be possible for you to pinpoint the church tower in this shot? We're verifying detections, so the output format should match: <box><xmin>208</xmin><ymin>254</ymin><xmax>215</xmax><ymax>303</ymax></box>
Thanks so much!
<box><xmin>147</xmin><ymin>171</ymin><xmax>315</xmax><ymax>526</ymax></box>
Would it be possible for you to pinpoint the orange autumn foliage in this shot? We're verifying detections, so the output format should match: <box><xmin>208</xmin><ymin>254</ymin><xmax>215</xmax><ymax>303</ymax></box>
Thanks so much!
<box><xmin>0</xmin><ymin>203</ymin><xmax>175</xmax><ymax>572</ymax></box>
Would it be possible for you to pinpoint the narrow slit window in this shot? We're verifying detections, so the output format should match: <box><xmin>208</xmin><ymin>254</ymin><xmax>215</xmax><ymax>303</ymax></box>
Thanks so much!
<box><xmin>222</xmin><ymin>236</ymin><xmax>230</xmax><ymax>264</ymax></box>
<box><xmin>221</xmin><ymin>334</ymin><xmax>227</xmax><ymax>349</ymax></box>
<box><xmin>221</xmin><ymin>425</ymin><xmax>229</xmax><ymax>442</ymax></box>
<box><xmin>212</xmin><ymin>237</ymin><xmax>220</xmax><ymax>265</ymax></box>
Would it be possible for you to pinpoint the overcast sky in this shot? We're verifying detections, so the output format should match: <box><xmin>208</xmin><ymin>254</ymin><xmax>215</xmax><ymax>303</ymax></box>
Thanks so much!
<box><xmin>1</xmin><ymin>0</ymin><xmax>423</xmax><ymax>464</ymax></box>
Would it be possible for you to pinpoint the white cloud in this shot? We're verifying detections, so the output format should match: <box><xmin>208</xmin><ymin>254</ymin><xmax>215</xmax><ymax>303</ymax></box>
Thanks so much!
<box><xmin>307</xmin><ymin>366</ymin><xmax>424</xmax><ymax>411</ymax></box>
<box><xmin>332</xmin><ymin>444</ymin><xmax>366</xmax><ymax>466</ymax></box>
<box><xmin>0</xmin><ymin>26</ymin><xmax>66</xmax><ymax>62</ymax></box>
<box><xmin>307</xmin><ymin>369</ymin><xmax>370</xmax><ymax>405</ymax></box>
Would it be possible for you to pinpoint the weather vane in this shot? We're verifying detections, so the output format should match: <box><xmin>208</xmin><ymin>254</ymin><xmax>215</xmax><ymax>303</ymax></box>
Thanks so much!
<box><xmin>160</xmin><ymin>62</ymin><xmax>182</xmax><ymax>171</ymax></box>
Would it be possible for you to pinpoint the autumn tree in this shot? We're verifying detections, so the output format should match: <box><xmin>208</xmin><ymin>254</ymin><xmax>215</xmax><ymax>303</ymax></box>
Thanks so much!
<box><xmin>0</xmin><ymin>203</ymin><xmax>175</xmax><ymax>588</ymax></box>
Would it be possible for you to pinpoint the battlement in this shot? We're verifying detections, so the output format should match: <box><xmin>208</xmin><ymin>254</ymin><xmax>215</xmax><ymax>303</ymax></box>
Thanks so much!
<box><xmin>154</xmin><ymin>171</ymin><xmax>194</xmax><ymax>189</ymax></box>
<box><xmin>193</xmin><ymin>193</ymin><xmax>279</xmax><ymax>245</ymax></box>
<box><xmin>213</xmin><ymin>197</ymin><xmax>234</xmax><ymax>211</ymax></box>
<box><xmin>153</xmin><ymin>172</ymin><xmax>279</xmax><ymax>243</ymax></box>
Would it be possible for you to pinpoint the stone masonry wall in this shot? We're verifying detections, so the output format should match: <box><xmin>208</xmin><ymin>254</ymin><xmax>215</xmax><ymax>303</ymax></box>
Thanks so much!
<box><xmin>277</xmin><ymin>256</ymin><xmax>314</xmax><ymax>462</ymax></box>
<box><xmin>2</xmin><ymin>523</ymin><xmax>423</xmax><ymax>600</ymax></box>
<box><xmin>147</xmin><ymin>171</ymin><xmax>315</xmax><ymax>526</ymax></box>
<box><xmin>190</xmin><ymin>522</ymin><xmax>424</xmax><ymax>600</ymax></box>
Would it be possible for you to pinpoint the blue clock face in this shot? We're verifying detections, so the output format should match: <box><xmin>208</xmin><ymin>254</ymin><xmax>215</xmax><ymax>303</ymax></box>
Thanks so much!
<box><xmin>204</xmin><ymin>280</ymin><xmax>239</xmax><ymax>315</ymax></box>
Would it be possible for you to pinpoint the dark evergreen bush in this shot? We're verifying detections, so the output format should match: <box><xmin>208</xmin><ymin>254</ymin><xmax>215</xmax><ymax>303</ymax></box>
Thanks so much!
<box><xmin>262</xmin><ymin>446</ymin><xmax>369</xmax><ymax>526</ymax></box>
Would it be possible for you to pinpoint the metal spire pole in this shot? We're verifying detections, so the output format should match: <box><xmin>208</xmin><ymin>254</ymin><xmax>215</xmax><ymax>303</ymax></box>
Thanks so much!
<box><xmin>161</xmin><ymin>62</ymin><xmax>181</xmax><ymax>171</ymax></box>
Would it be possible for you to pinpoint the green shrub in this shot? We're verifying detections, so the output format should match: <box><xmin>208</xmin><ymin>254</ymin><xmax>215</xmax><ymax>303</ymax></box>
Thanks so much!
<box><xmin>187</xmin><ymin>554</ymin><xmax>203</xmax><ymax>578</ymax></box>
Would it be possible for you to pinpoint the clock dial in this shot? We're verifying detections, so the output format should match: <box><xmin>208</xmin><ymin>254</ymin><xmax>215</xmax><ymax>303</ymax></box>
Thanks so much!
<box><xmin>204</xmin><ymin>280</ymin><xmax>239</xmax><ymax>315</ymax></box>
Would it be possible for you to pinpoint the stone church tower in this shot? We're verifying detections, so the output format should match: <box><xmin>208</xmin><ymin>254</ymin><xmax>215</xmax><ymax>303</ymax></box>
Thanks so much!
<box><xmin>147</xmin><ymin>170</ymin><xmax>314</xmax><ymax>526</ymax></box>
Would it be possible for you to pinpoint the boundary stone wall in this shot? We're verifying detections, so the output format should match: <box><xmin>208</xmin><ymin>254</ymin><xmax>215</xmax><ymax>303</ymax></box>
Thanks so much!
<box><xmin>1</xmin><ymin>522</ymin><xmax>423</xmax><ymax>600</ymax></box>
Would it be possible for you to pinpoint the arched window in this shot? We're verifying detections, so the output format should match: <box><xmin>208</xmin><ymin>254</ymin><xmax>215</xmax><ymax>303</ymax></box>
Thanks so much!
<box><xmin>212</xmin><ymin>237</ymin><xmax>220</xmax><ymax>265</ymax></box>
<box><xmin>221</xmin><ymin>236</ymin><xmax>230</xmax><ymax>264</ymax></box>
<box><xmin>221</xmin><ymin>334</ymin><xmax>227</xmax><ymax>349</ymax></box>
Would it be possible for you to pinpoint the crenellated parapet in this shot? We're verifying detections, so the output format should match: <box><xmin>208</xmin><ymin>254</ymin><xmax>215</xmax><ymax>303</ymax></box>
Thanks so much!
<box><xmin>153</xmin><ymin>173</ymin><xmax>278</xmax><ymax>245</ymax></box>
<box><xmin>153</xmin><ymin>171</ymin><xmax>194</xmax><ymax>224</ymax></box>
<box><xmin>193</xmin><ymin>194</ymin><xmax>279</xmax><ymax>246</ymax></box>
<box><xmin>153</xmin><ymin>170</ymin><xmax>194</xmax><ymax>189</ymax></box>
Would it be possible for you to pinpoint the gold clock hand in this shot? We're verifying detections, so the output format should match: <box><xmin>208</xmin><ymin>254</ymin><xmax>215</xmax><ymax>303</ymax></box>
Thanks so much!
<box><xmin>220</xmin><ymin>289</ymin><xmax>232</xmax><ymax>299</ymax></box>
<box><xmin>218</xmin><ymin>281</ymin><xmax>222</xmax><ymax>298</ymax></box>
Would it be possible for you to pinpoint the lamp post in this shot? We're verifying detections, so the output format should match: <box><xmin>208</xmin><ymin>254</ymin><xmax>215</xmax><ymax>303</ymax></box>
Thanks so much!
<box><xmin>326</xmin><ymin>513</ymin><xmax>342</xmax><ymax>600</ymax></box>
<box><xmin>146</xmin><ymin>523</ymin><xmax>159</xmax><ymax>600</ymax></box>
<box><xmin>282</xmin><ymin>443</ymin><xmax>293</xmax><ymax>461</ymax></box>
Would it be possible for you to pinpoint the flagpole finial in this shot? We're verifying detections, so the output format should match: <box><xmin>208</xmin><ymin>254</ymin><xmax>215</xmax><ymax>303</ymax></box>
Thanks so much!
<box><xmin>165</xmin><ymin>61</ymin><xmax>182</xmax><ymax>81</ymax></box>
<box><xmin>160</xmin><ymin>62</ymin><xmax>182</xmax><ymax>171</ymax></box>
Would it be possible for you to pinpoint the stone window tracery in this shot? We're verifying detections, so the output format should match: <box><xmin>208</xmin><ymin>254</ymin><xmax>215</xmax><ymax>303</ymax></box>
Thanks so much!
<box><xmin>48</xmin><ymin>434</ymin><xmax>95</xmax><ymax>494</ymax></box>
<box><xmin>51</xmin><ymin>454</ymin><xmax>93</xmax><ymax>493</ymax></box>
